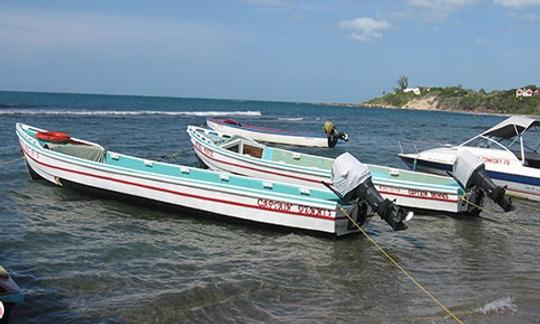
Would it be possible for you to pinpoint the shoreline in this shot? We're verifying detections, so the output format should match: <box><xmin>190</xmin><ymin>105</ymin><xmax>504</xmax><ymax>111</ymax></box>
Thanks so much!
<box><xmin>317</xmin><ymin>101</ymin><xmax>539</xmax><ymax>118</ymax></box>
<box><xmin>342</xmin><ymin>85</ymin><xmax>540</xmax><ymax>117</ymax></box>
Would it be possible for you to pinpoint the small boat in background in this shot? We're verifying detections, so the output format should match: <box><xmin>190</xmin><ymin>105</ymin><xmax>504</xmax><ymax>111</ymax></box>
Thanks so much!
<box><xmin>16</xmin><ymin>123</ymin><xmax>409</xmax><ymax>236</ymax></box>
<box><xmin>0</xmin><ymin>266</ymin><xmax>24</xmax><ymax>323</ymax></box>
<box><xmin>188</xmin><ymin>125</ymin><xmax>512</xmax><ymax>214</ymax></box>
<box><xmin>206</xmin><ymin>118</ymin><xmax>348</xmax><ymax>148</ymax></box>
<box><xmin>399</xmin><ymin>116</ymin><xmax>540</xmax><ymax>201</ymax></box>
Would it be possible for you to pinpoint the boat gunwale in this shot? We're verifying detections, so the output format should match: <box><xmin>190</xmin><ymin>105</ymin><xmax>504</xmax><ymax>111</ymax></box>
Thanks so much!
<box><xmin>16</xmin><ymin>124</ymin><xmax>339</xmax><ymax>208</ymax></box>
<box><xmin>188</xmin><ymin>126</ymin><xmax>463</xmax><ymax>194</ymax></box>
<box><xmin>206</xmin><ymin>118</ymin><xmax>325</xmax><ymax>138</ymax></box>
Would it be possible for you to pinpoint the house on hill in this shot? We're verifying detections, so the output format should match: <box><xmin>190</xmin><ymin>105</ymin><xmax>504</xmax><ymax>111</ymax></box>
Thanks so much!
<box><xmin>403</xmin><ymin>87</ymin><xmax>421</xmax><ymax>95</ymax></box>
<box><xmin>516</xmin><ymin>88</ymin><xmax>539</xmax><ymax>98</ymax></box>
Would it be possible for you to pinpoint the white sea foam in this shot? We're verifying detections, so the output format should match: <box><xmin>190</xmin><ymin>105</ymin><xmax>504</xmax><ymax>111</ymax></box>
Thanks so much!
<box><xmin>0</xmin><ymin>110</ymin><xmax>262</xmax><ymax>117</ymax></box>
<box><xmin>277</xmin><ymin>117</ymin><xmax>304</xmax><ymax>121</ymax></box>
<box><xmin>476</xmin><ymin>297</ymin><xmax>517</xmax><ymax>315</ymax></box>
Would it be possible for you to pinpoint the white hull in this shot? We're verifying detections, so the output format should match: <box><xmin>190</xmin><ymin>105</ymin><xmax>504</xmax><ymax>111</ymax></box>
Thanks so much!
<box><xmin>189</xmin><ymin>130</ymin><xmax>468</xmax><ymax>214</ymax></box>
<box><xmin>207</xmin><ymin>119</ymin><xmax>329</xmax><ymax>147</ymax></box>
<box><xmin>399</xmin><ymin>116</ymin><xmax>540</xmax><ymax>202</ymax></box>
<box><xmin>17</xmin><ymin>124</ymin><xmax>359</xmax><ymax>236</ymax></box>
<box><xmin>400</xmin><ymin>152</ymin><xmax>540</xmax><ymax>202</ymax></box>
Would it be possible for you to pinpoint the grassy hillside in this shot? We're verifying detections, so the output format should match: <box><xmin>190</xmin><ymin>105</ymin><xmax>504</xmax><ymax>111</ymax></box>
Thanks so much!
<box><xmin>364</xmin><ymin>86</ymin><xmax>540</xmax><ymax>114</ymax></box>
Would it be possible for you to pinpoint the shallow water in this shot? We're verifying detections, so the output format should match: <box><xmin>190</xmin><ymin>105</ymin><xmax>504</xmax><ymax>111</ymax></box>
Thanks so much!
<box><xmin>1</xmin><ymin>91</ymin><xmax>539</xmax><ymax>323</ymax></box>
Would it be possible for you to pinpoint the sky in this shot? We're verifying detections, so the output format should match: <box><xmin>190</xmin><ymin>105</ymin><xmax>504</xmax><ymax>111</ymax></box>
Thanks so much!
<box><xmin>0</xmin><ymin>0</ymin><xmax>539</xmax><ymax>103</ymax></box>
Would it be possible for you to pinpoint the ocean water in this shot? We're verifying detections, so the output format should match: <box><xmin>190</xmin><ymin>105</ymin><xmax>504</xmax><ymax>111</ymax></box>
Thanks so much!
<box><xmin>1</xmin><ymin>91</ymin><xmax>539</xmax><ymax>323</ymax></box>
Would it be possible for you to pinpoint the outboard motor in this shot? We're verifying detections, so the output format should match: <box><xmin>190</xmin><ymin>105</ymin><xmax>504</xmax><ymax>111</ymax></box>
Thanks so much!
<box><xmin>452</xmin><ymin>149</ymin><xmax>513</xmax><ymax>212</ymax></box>
<box><xmin>331</xmin><ymin>153</ymin><xmax>413</xmax><ymax>231</ymax></box>
<box><xmin>323</xmin><ymin>121</ymin><xmax>348</xmax><ymax>148</ymax></box>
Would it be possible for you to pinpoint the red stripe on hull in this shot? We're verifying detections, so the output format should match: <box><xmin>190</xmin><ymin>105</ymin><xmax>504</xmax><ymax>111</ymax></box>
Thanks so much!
<box><xmin>377</xmin><ymin>190</ymin><xmax>458</xmax><ymax>203</ymax></box>
<box><xmin>22</xmin><ymin>149</ymin><xmax>341</xmax><ymax>221</ymax></box>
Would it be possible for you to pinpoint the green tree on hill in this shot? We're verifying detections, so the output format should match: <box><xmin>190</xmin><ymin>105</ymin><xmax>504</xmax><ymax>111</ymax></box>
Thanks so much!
<box><xmin>395</xmin><ymin>75</ymin><xmax>408</xmax><ymax>92</ymax></box>
<box><xmin>365</xmin><ymin>84</ymin><xmax>540</xmax><ymax>114</ymax></box>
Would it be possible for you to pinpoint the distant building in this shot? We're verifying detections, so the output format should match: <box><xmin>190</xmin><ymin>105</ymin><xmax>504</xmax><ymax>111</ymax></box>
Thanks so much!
<box><xmin>516</xmin><ymin>88</ymin><xmax>537</xmax><ymax>98</ymax></box>
<box><xmin>403</xmin><ymin>87</ymin><xmax>421</xmax><ymax>95</ymax></box>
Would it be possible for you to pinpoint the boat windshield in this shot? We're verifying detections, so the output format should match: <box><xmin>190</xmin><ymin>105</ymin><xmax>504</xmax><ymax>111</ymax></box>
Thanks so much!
<box><xmin>462</xmin><ymin>136</ymin><xmax>508</xmax><ymax>150</ymax></box>
<box><xmin>520</xmin><ymin>125</ymin><xmax>540</xmax><ymax>168</ymax></box>
<box><xmin>466</xmin><ymin>124</ymin><xmax>540</xmax><ymax>168</ymax></box>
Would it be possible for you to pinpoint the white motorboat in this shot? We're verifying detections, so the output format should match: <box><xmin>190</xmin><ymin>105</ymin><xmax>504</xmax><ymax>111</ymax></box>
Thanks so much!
<box><xmin>206</xmin><ymin>118</ymin><xmax>347</xmax><ymax>148</ymax></box>
<box><xmin>399</xmin><ymin>116</ymin><xmax>540</xmax><ymax>201</ymax></box>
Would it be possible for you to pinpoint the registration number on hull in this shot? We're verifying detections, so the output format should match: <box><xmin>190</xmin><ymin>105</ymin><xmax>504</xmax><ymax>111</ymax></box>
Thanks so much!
<box><xmin>257</xmin><ymin>198</ymin><xmax>333</xmax><ymax>218</ymax></box>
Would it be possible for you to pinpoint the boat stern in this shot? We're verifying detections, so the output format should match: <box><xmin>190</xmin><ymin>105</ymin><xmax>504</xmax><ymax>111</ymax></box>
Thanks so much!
<box><xmin>334</xmin><ymin>203</ymin><xmax>370</xmax><ymax>236</ymax></box>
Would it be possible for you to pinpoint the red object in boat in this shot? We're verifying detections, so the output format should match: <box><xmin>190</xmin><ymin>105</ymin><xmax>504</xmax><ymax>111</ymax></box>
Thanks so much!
<box><xmin>223</xmin><ymin>119</ymin><xmax>242</xmax><ymax>127</ymax></box>
<box><xmin>36</xmin><ymin>131</ymin><xmax>71</xmax><ymax>143</ymax></box>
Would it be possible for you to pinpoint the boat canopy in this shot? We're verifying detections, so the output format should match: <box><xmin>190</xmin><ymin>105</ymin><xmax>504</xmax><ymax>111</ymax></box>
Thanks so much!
<box><xmin>481</xmin><ymin>116</ymin><xmax>540</xmax><ymax>139</ymax></box>
<box><xmin>460</xmin><ymin>116</ymin><xmax>540</xmax><ymax>167</ymax></box>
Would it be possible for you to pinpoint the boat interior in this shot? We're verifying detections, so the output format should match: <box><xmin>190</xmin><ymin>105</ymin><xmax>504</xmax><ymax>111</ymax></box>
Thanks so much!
<box><xmin>196</xmin><ymin>127</ymin><xmax>334</xmax><ymax>169</ymax></box>
<box><xmin>20</xmin><ymin>125</ymin><xmax>339</xmax><ymax>202</ymax></box>
<box><xmin>43</xmin><ymin>141</ymin><xmax>105</xmax><ymax>163</ymax></box>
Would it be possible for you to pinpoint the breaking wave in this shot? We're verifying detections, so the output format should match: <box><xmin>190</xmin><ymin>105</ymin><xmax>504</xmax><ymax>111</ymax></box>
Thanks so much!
<box><xmin>476</xmin><ymin>297</ymin><xmax>517</xmax><ymax>315</ymax></box>
<box><xmin>0</xmin><ymin>110</ymin><xmax>262</xmax><ymax>117</ymax></box>
<box><xmin>277</xmin><ymin>117</ymin><xmax>304</xmax><ymax>121</ymax></box>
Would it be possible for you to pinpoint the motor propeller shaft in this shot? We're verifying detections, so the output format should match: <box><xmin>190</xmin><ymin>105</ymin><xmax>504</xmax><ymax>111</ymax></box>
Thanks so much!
<box><xmin>345</xmin><ymin>178</ymin><xmax>410</xmax><ymax>231</ymax></box>
<box><xmin>469</xmin><ymin>169</ymin><xmax>513</xmax><ymax>212</ymax></box>
<box><xmin>452</xmin><ymin>149</ymin><xmax>513</xmax><ymax>212</ymax></box>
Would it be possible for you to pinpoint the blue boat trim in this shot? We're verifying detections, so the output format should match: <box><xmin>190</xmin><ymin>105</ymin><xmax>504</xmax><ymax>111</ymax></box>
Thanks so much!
<box><xmin>405</xmin><ymin>156</ymin><xmax>540</xmax><ymax>187</ymax></box>
<box><xmin>487</xmin><ymin>170</ymin><xmax>540</xmax><ymax>186</ymax></box>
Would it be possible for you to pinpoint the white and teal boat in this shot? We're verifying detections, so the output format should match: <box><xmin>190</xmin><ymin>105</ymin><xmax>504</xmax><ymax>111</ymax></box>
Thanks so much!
<box><xmin>16</xmin><ymin>123</ymin><xmax>410</xmax><ymax>236</ymax></box>
<box><xmin>188</xmin><ymin>125</ymin><xmax>510</xmax><ymax>214</ymax></box>
<box><xmin>206</xmin><ymin>118</ymin><xmax>347</xmax><ymax>148</ymax></box>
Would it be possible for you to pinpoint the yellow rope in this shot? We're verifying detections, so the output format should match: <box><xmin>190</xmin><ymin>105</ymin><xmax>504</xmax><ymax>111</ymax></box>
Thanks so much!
<box><xmin>338</xmin><ymin>206</ymin><xmax>464</xmax><ymax>324</ymax></box>
<box><xmin>0</xmin><ymin>156</ymin><xmax>23</xmax><ymax>166</ymax></box>
<box><xmin>459</xmin><ymin>195</ymin><xmax>540</xmax><ymax>239</ymax></box>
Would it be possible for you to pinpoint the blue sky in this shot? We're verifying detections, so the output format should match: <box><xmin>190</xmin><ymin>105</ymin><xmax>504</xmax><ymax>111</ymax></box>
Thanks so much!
<box><xmin>0</xmin><ymin>0</ymin><xmax>539</xmax><ymax>102</ymax></box>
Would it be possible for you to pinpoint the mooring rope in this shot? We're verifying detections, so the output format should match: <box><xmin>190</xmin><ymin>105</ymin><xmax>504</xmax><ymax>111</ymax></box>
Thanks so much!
<box><xmin>338</xmin><ymin>206</ymin><xmax>464</xmax><ymax>324</ymax></box>
<box><xmin>459</xmin><ymin>195</ymin><xmax>540</xmax><ymax>239</ymax></box>
<box><xmin>0</xmin><ymin>156</ymin><xmax>24</xmax><ymax>166</ymax></box>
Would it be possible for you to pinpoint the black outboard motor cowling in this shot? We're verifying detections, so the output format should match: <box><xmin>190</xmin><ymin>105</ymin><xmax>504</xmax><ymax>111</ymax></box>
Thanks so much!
<box><xmin>453</xmin><ymin>149</ymin><xmax>513</xmax><ymax>212</ymax></box>
<box><xmin>331</xmin><ymin>153</ymin><xmax>413</xmax><ymax>231</ymax></box>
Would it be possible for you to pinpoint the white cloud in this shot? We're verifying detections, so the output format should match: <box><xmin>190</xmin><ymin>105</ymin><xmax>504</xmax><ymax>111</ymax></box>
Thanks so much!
<box><xmin>339</xmin><ymin>17</ymin><xmax>392</xmax><ymax>42</ymax></box>
<box><xmin>507</xmin><ymin>11</ymin><xmax>539</xmax><ymax>19</ymax></box>
<box><xmin>475</xmin><ymin>37</ymin><xmax>488</xmax><ymax>45</ymax></box>
<box><xmin>240</xmin><ymin>0</ymin><xmax>317</xmax><ymax>15</ymax></box>
<box><xmin>407</xmin><ymin>0</ymin><xmax>481</xmax><ymax>21</ymax></box>
<box><xmin>494</xmin><ymin>0</ymin><xmax>540</xmax><ymax>7</ymax></box>
<box><xmin>408</xmin><ymin>0</ymin><xmax>481</xmax><ymax>10</ymax></box>
<box><xmin>241</xmin><ymin>0</ymin><xmax>290</xmax><ymax>8</ymax></box>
